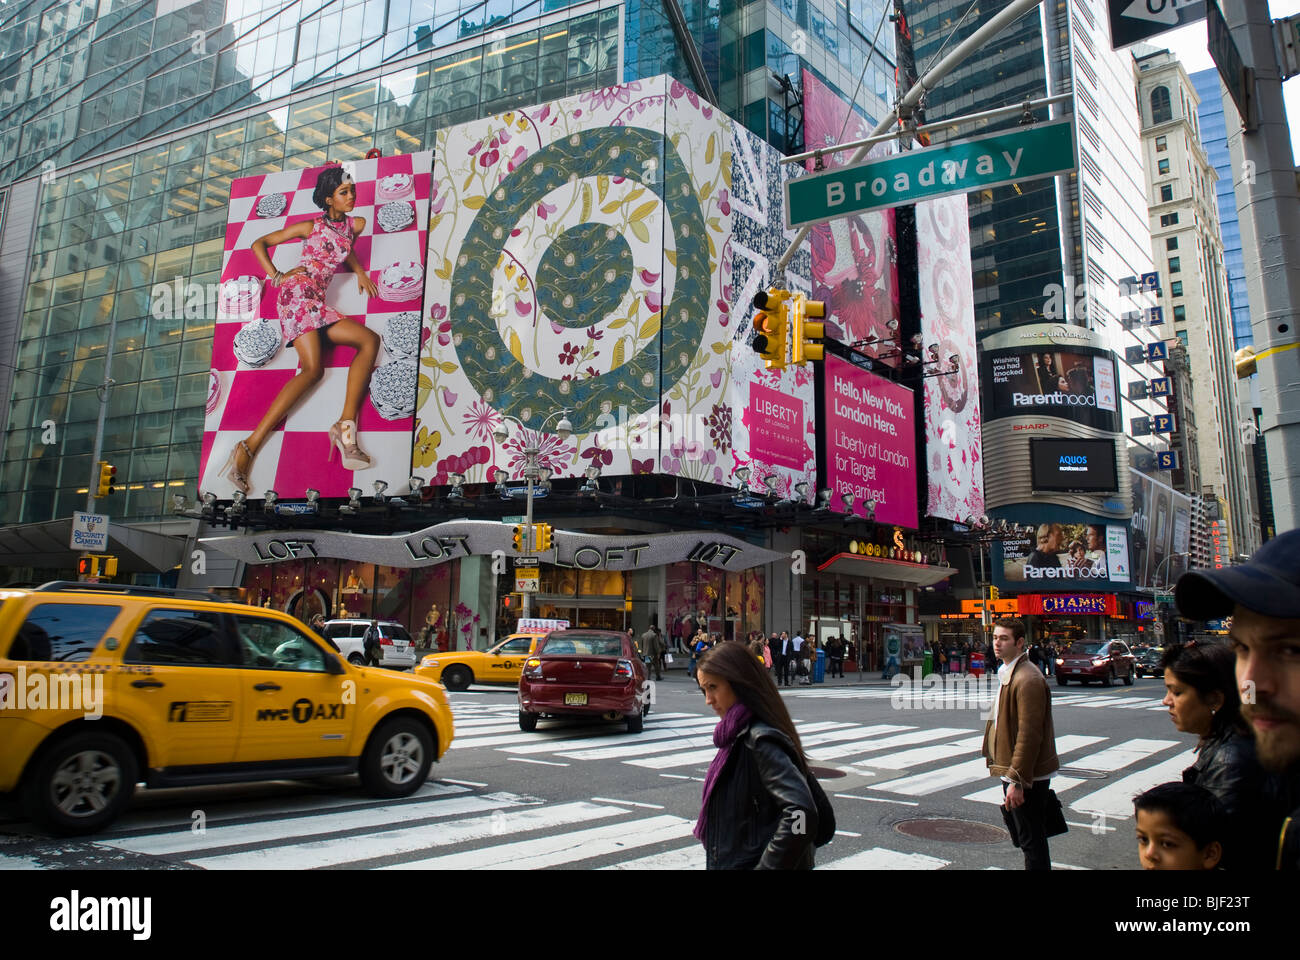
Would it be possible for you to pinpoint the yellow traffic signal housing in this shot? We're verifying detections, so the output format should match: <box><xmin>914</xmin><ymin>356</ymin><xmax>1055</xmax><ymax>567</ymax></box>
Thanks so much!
<box><xmin>102</xmin><ymin>556</ymin><xmax>118</xmax><ymax>578</ymax></box>
<box><xmin>511</xmin><ymin>524</ymin><xmax>525</xmax><ymax>552</ymax></box>
<box><xmin>791</xmin><ymin>294</ymin><xmax>825</xmax><ymax>364</ymax></box>
<box><xmin>751</xmin><ymin>289</ymin><xmax>791</xmax><ymax>369</ymax></box>
<box><xmin>96</xmin><ymin>461</ymin><xmax>117</xmax><ymax>497</ymax></box>
<box><xmin>534</xmin><ymin>524</ymin><xmax>552</xmax><ymax>552</ymax></box>
<box><xmin>989</xmin><ymin>585</ymin><xmax>1000</xmax><ymax>601</ymax></box>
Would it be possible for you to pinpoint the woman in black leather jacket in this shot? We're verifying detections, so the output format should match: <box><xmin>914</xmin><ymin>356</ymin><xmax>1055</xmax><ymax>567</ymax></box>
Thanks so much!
<box><xmin>1161</xmin><ymin>641</ymin><xmax>1268</xmax><ymax>867</ymax></box>
<box><xmin>694</xmin><ymin>641</ymin><xmax>817</xmax><ymax>869</ymax></box>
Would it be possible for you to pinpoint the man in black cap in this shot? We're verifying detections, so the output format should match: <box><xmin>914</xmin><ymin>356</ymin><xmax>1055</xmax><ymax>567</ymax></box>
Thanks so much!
<box><xmin>1175</xmin><ymin>529</ymin><xmax>1300</xmax><ymax>870</ymax></box>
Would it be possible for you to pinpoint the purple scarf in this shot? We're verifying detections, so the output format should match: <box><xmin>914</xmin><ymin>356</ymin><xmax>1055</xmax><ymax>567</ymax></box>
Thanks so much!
<box><xmin>694</xmin><ymin>702</ymin><xmax>754</xmax><ymax>842</ymax></box>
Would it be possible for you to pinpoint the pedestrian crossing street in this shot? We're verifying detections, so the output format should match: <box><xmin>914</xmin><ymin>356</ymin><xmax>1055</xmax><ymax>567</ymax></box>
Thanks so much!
<box><xmin>0</xmin><ymin>779</ymin><xmax>1069</xmax><ymax>871</ymax></box>
<box><xmin>448</xmin><ymin>699</ymin><xmax>1196</xmax><ymax>822</ymax></box>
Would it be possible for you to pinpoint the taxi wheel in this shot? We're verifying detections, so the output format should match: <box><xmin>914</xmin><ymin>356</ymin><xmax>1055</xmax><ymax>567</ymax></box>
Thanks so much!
<box><xmin>360</xmin><ymin>718</ymin><xmax>433</xmax><ymax>798</ymax></box>
<box><xmin>23</xmin><ymin>731</ymin><xmax>138</xmax><ymax>835</ymax></box>
<box><xmin>442</xmin><ymin>666</ymin><xmax>472</xmax><ymax>691</ymax></box>
<box><xmin>518</xmin><ymin>711</ymin><xmax>539</xmax><ymax>732</ymax></box>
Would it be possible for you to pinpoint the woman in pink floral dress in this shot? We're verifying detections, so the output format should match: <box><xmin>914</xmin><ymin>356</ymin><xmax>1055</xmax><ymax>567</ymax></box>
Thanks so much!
<box><xmin>218</xmin><ymin>166</ymin><xmax>381</xmax><ymax>491</ymax></box>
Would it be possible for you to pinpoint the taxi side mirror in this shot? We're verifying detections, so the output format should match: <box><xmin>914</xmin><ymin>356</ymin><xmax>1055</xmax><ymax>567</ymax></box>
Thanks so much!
<box><xmin>323</xmin><ymin>653</ymin><xmax>346</xmax><ymax>675</ymax></box>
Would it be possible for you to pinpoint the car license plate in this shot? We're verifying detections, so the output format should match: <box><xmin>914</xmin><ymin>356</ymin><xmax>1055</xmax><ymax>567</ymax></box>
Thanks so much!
<box><xmin>1070</xmin><ymin>668</ymin><xmax>1081</xmax><ymax>673</ymax></box>
<box><xmin>564</xmin><ymin>693</ymin><xmax>587</xmax><ymax>706</ymax></box>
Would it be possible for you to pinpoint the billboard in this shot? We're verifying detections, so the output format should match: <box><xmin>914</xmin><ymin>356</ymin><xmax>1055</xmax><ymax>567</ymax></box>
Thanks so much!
<box><xmin>917</xmin><ymin>193</ymin><xmax>983</xmax><ymax>522</ymax></box>
<box><xmin>801</xmin><ymin>70</ymin><xmax>899</xmax><ymax>361</ymax></box>
<box><xmin>1001</xmin><ymin>521</ymin><xmax>1130</xmax><ymax>584</ymax></box>
<box><xmin>1029</xmin><ymin>438</ymin><xmax>1119</xmax><ymax>493</ymax></box>
<box><xmin>984</xmin><ymin>347</ymin><xmax>1120</xmax><ymax>430</ymax></box>
<box><xmin>824</xmin><ymin>354</ymin><xmax>917</xmax><ymax>527</ymax></box>
<box><xmin>200</xmin><ymin>153</ymin><xmax>433</xmax><ymax>498</ymax></box>
<box><xmin>1130</xmin><ymin>468</ymin><xmax>1193</xmax><ymax>585</ymax></box>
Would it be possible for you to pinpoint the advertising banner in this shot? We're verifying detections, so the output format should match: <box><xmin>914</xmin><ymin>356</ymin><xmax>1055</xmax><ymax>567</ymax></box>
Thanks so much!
<box><xmin>1029</xmin><ymin>438</ymin><xmax>1119</xmax><ymax>493</ymax></box>
<box><xmin>1131</xmin><ymin>468</ymin><xmax>1192</xmax><ymax>585</ymax></box>
<box><xmin>985</xmin><ymin>347</ymin><xmax>1121</xmax><ymax>428</ymax></box>
<box><xmin>200</xmin><ymin>152</ymin><xmax>433</xmax><ymax>498</ymax></box>
<box><xmin>824</xmin><ymin>354</ymin><xmax>917</xmax><ymax>527</ymax></box>
<box><xmin>1001</xmin><ymin>521</ymin><xmax>1129</xmax><ymax>584</ymax></box>
<box><xmin>415</xmin><ymin>76</ymin><xmax>740</xmax><ymax>486</ymax></box>
<box><xmin>916</xmin><ymin>193</ymin><xmax>983</xmax><ymax>522</ymax></box>
<box><xmin>801</xmin><ymin>70</ymin><xmax>899</xmax><ymax>360</ymax></box>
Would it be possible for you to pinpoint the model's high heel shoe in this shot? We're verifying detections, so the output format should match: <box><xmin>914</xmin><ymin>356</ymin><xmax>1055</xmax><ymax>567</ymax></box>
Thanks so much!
<box><xmin>329</xmin><ymin>419</ymin><xmax>371</xmax><ymax>471</ymax></box>
<box><xmin>218</xmin><ymin>440</ymin><xmax>253</xmax><ymax>494</ymax></box>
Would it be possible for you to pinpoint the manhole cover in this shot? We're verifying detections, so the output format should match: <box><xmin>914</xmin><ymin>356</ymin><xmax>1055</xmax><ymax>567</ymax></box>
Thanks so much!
<box><xmin>895</xmin><ymin>818</ymin><xmax>1007</xmax><ymax>844</ymax></box>
<box><xmin>808</xmin><ymin>766</ymin><xmax>847</xmax><ymax>779</ymax></box>
<box><xmin>1057</xmin><ymin>767</ymin><xmax>1108</xmax><ymax>779</ymax></box>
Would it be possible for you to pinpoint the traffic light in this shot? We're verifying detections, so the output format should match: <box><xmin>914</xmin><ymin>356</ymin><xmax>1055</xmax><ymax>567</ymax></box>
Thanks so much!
<box><xmin>791</xmin><ymin>294</ymin><xmax>825</xmax><ymax>364</ymax></box>
<box><xmin>534</xmin><ymin>523</ymin><xmax>552</xmax><ymax>552</ymax></box>
<box><xmin>96</xmin><ymin>461</ymin><xmax>117</xmax><ymax>497</ymax></box>
<box><xmin>511</xmin><ymin>524</ymin><xmax>526</xmax><ymax>552</ymax></box>
<box><xmin>102</xmin><ymin>556</ymin><xmax>118</xmax><ymax>578</ymax></box>
<box><xmin>989</xmin><ymin>585</ymin><xmax>1000</xmax><ymax>602</ymax></box>
<box><xmin>751</xmin><ymin>288</ymin><xmax>790</xmax><ymax>369</ymax></box>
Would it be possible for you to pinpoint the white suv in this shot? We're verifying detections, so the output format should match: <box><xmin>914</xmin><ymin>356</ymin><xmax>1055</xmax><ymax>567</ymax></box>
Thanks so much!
<box><xmin>320</xmin><ymin>619</ymin><xmax>417</xmax><ymax>669</ymax></box>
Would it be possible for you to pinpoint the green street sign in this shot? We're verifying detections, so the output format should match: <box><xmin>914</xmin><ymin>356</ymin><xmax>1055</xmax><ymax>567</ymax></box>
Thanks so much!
<box><xmin>784</xmin><ymin>119</ymin><xmax>1077</xmax><ymax>229</ymax></box>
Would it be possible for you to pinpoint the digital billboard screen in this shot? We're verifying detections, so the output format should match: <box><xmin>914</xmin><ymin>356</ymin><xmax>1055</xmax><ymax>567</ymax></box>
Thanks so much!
<box><xmin>1002</xmin><ymin>521</ymin><xmax>1130</xmax><ymax>584</ymax></box>
<box><xmin>984</xmin><ymin>347</ymin><xmax>1120</xmax><ymax>431</ymax></box>
<box><xmin>1030</xmin><ymin>438</ymin><xmax>1119</xmax><ymax>493</ymax></box>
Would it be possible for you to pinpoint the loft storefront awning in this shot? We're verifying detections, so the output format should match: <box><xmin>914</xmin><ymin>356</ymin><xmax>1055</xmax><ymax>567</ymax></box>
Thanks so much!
<box><xmin>0</xmin><ymin>519</ymin><xmax>187</xmax><ymax>575</ymax></box>
<box><xmin>817</xmin><ymin>552</ymin><xmax>958</xmax><ymax>587</ymax></box>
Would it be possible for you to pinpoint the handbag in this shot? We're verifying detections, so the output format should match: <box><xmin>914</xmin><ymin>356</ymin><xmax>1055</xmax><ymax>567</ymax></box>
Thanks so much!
<box><xmin>1000</xmin><ymin>788</ymin><xmax>1069</xmax><ymax>848</ymax></box>
<box><xmin>663</xmin><ymin>653</ymin><xmax>674</xmax><ymax>665</ymax></box>
<box><xmin>806</xmin><ymin>769</ymin><xmax>837</xmax><ymax>847</ymax></box>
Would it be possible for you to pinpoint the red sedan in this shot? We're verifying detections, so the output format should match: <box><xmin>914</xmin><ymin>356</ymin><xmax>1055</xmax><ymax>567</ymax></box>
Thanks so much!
<box><xmin>518</xmin><ymin>630</ymin><xmax>649</xmax><ymax>733</ymax></box>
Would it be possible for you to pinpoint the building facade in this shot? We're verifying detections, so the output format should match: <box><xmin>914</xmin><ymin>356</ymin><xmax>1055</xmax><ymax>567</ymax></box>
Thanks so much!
<box><xmin>1134</xmin><ymin>48</ymin><xmax>1259</xmax><ymax>560</ymax></box>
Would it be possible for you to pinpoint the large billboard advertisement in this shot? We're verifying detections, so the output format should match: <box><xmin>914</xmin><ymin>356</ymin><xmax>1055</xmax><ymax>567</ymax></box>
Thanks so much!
<box><xmin>1029</xmin><ymin>438</ymin><xmax>1119</xmax><ymax>493</ymax></box>
<box><xmin>824</xmin><ymin>354</ymin><xmax>917</xmax><ymax>527</ymax></box>
<box><xmin>1131</xmin><ymin>468</ymin><xmax>1193</xmax><ymax>586</ymax></box>
<box><xmin>983</xmin><ymin>346</ymin><xmax>1120</xmax><ymax>431</ymax></box>
<box><xmin>200</xmin><ymin>153</ymin><xmax>433</xmax><ymax>498</ymax></box>
<box><xmin>917</xmin><ymin>193</ymin><xmax>983</xmax><ymax>522</ymax></box>
<box><xmin>1001</xmin><ymin>521</ymin><xmax>1131</xmax><ymax>584</ymax></box>
<box><xmin>801</xmin><ymin>70</ymin><xmax>899</xmax><ymax>361</ymax></box>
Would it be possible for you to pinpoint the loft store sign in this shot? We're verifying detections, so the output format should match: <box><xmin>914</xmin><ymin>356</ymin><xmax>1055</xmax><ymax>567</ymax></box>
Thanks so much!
<box><xmin>785</xmin><ymin>120</ymin><xmax>1076</xmax><ymax>228</ymax></box>
<box><xmin>201</xmin><ymin>521</ymin><xmax>785</xmax><ymax>571</ymax></box>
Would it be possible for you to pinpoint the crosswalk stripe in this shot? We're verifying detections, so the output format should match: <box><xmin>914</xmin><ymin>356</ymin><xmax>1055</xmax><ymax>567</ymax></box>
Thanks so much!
<box><xmin>853</xmin><ymin>735</ymin><xmax>986</xmax><ymax>771</ymax></box>
<box><xmin>821</xmin><ymin>847</ymin><xmax>951</xmax><ymax>870</ymax></box>
<box><xmin>602</xmin><ymin>844</ymin><xmax>706</xmax><ymax>870</ymax></box>
<box><xmin>1068</xmin><ymin>748</ymin><xmax>1198</xmax><ymax>820</ymax></box>
<box><xmin>499</xmin><ymin>718</ymin><xmax>718</xmax><ymax>755</ymax></box>
<box><xmin>189</xmin><ymin>801</ymin><xmax>622</xmax><ymax>871</ymax></box>
<box><xmin>875</xmin><ymin>735</ymin><xmax>1107</xmax><ymax>797</ymax></box>
<box><xmin>1061</xmin><ymin>738</ymin><xmax>1180</xmax><ymax>773</ymax></box>
<box><xmin>451</xmin><ymin>715</ymin><xmax>706</xmax><ymax>750</ymax></box>
<box><xmin>798</xmin><ymin>724</ymin><xmax>918</xmax><ymax>751</ymax></box>
<box><xmin>618</xmin><ymin>721</ymin><xmax>859</xmax><ymax>768</ymax></box>
<box><xmin>808</xmin><ymin>726</ymin><xmax>965</xmax><ymax>761</ymax></box>
<box><xmin>557</xmin><ymin>733</ymin><xmax>719</xmax><ymax>761</ymax></box>
<box><xmin>102</xmin><ymin>790</ymin><xmax>538</xmax><ymax>858</ymax></box>
<box><xmin>384</xmin><ymin>814</ymin><xmax>695</xmax><ymax>870</ymax></box>
<box><xmin>963</xmin><ymin>777</ymin><xmax>1086</xmax><ymax>805</ymax></box>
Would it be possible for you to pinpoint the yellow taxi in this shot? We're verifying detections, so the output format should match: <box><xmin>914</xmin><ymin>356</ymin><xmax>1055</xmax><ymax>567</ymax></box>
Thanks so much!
<box><xmin>415</xmin><ymin>633</ymin><xmax>549</xmax><ymax>690</ymax></box>
<box><xmin>0</xmin><ymin>582</ymin><xmax>455</xmax><ymax>835</ymax></box>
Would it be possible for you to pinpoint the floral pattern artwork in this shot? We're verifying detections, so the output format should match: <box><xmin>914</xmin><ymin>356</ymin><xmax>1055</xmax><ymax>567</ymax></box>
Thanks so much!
<box><xmin>801</xmin><ymin>70</ymin><xmax>899</xmax><ymax>363</ymax></box>
<box><xmin>727</xmin><ymin>123</ymin><xmax>816</xmax><ymax>500</ymax></box>
<box><xmin>918</xmin><ymin>194</ymin><xmax>984</xmax><ymax>522</ymax></box>
<box><xmin>414</xmin><ymin>76</ymin><xmax>732</xmax><ymax>483</ymax></box>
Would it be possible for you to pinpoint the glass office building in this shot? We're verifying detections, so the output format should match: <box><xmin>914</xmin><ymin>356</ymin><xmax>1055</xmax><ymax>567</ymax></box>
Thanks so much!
<box><xmin>0</xmin><ymin>0</ymin><xmax>895</xmax><ymax>541</ymax></box>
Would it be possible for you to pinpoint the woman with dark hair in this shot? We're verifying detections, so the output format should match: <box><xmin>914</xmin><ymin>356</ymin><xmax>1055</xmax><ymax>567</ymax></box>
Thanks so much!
<box><xmin>217</xmin><ymin>165</ymin><xmax>381</xmax><ymax>491</ymax></box>
<box><xmin>694</xmin><ymin>641</ymin><xmax>818</xmax><ymax>869</ymax></box>
<box><xmin>1161</xmin><ymin>641</ymin><xmax>1268</xmax><ymax>867</ymax></box>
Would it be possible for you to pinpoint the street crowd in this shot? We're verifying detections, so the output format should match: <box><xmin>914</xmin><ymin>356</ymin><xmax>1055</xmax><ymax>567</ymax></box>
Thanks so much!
<box><xmin>671</xmin><ymin>529</ymin><xmax>1300</xmax><ymax>873</ymax></box>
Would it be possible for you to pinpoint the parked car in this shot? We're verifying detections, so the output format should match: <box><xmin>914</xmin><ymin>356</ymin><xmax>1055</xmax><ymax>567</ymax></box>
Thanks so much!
<box><xmin>0</xmin><ymin>583</ymin><xmax>454</xmax><ymax>834</ymax></box>
<box><xmin>320</xmin><ymin>619</ymin><xmax>416</xmax><ymax>669</ymax></box>
<box><xmin>416</xmin><ymin>632</ymin><xmax>548</xmax><ymax>690</ymax></box>
<box><xmin>517</xmin><ymin>629</ymin><xmax>648</xmax><ymax>733</ymax></box>
<box><xmin>1134</xmin><ymin>646</ymin><xmax>1165</xmax><ymax>678</ymax></box>
<box><xmin>1055</xmin><ymin>639</ymin><xmax>1136</xmax><ymax>686</ymax></box>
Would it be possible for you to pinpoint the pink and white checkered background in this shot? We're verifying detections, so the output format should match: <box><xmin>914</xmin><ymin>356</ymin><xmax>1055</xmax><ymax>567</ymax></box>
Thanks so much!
<box><xmin>200</xmin><ymin>152</ymin><xmax>433</xmax><ymax>500</ymax></box>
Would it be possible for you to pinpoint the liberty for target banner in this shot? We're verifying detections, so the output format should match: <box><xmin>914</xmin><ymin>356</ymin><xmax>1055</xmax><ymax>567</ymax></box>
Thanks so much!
<box><xmin>824</xmin><ymin>354</ymin><xmax>917</xmax><ymax>528</ymax></box>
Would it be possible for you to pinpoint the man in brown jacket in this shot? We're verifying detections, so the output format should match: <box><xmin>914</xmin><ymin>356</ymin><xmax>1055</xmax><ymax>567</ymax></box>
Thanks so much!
<box><xmin>983</xmin><ymin>618</ymin><xmax>1060</xmax><ymax>870</ymax></box>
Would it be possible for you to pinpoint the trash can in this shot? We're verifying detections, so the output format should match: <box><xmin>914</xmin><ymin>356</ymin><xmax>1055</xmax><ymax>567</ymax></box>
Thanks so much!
<box><xmin>814</xmin><ymin>648</ymin><xmax>826</xmax><ymax>683</ymax></box>
<box><xmin>923</xmin><ymin>650</ymin><xmax>934</xmax><ymax>676</ymax></box>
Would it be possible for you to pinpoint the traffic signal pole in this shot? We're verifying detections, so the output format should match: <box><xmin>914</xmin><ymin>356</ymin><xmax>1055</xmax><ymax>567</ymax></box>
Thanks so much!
<box><xmin>773</xmin><ymin>0</ymin><xmax>1048</xmax><ymax>274</ymax></box>
<box><xmin>85</xmin><ymin>317</ymin><xmax>118</xmax><ymax>516</ymax></box>
<box><xmin>1224</xmin><ymin>0</ymin><xmax>1300</xmax><ymax>535</ymax></box>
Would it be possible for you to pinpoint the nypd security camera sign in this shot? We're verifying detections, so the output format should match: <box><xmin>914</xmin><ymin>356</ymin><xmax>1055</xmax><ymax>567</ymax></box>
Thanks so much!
<box><xmin>71</xmin><ymin>512</ymin><xmax>109</xmax><ymax>552</ymax></box>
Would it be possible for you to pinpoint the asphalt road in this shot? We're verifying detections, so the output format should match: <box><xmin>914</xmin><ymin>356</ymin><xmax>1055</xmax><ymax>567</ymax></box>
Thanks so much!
<box><xmin>0</xmin><ymin>671</ymin><xmax>1190</xmax><ymax>871</ymax></box>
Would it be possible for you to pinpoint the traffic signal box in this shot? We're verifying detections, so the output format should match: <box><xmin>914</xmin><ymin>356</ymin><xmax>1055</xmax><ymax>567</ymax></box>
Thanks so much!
<box><xmin>534</xmin><ymin>524</ymin><xmax>552</xmax><ymax>552</ymax></box>
<box><xmin>77</xmin><ymin>555</ymin><xmax>118</xmax><ymax>579</ymax></box>
<box><xmin>989</xmin><ymin>585</ymin><xmax>1000</xmax><ymax>602</ymax></box>
<box><xmin>791</xmin><ymin>294</ymin><xmax>825</xmax><ymax>364</ymax></box>
<box><xmin>511</xmin><ymin>525</ymin><xmax>526</xmax><ymax>552</ymax></box>
<box><xmin>95</xmin><ymin>461</ymin><xmax>117</xmax><ymax>497</ymax></box>
<box><xmin>751</xmin><ymin>289</ymin><xmax>791</xmax><ymax>369</ymax></box>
